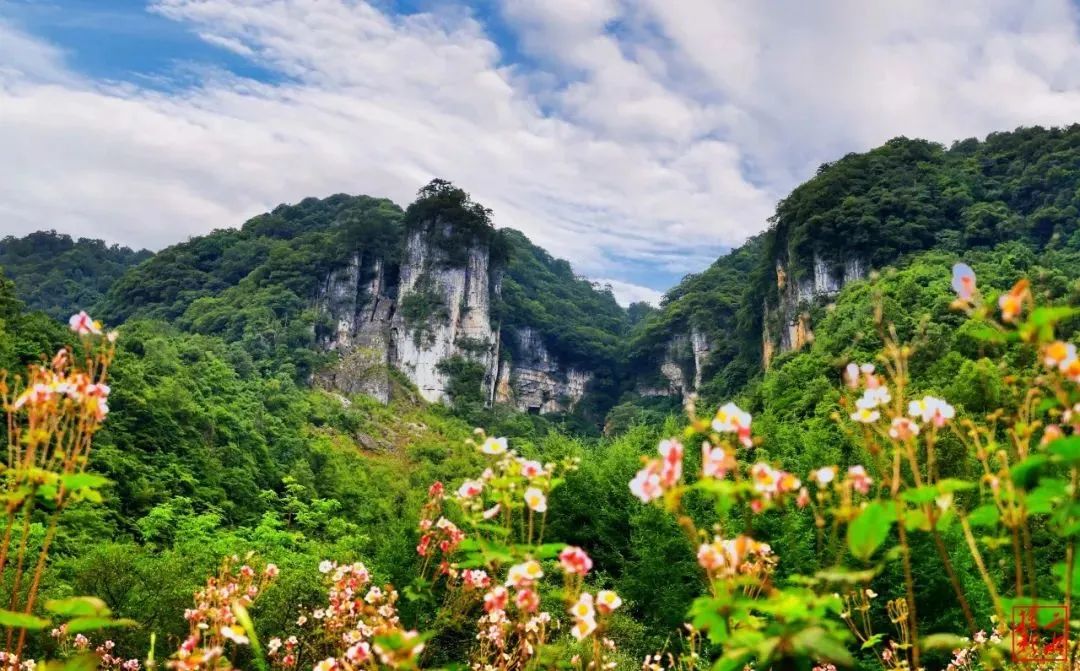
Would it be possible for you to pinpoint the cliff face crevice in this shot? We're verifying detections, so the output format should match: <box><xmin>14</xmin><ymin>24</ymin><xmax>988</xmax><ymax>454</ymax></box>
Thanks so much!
<box><xmin>313</xmin><ymin>220</ymin><xmax>592</xmax><ymax>413</ymax></box>
<box><xmin>637</xmin><ymin>326</ymin><xmax>711</xmax><ymax>398</ymax></box>
<box><xmin>764</xmin><ymin>251</ymin><xmax>865</xmax><ymax>365</ymax></box>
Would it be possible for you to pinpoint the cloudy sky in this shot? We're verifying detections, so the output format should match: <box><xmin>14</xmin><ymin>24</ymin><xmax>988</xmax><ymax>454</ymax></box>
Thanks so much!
<box><xmin>5</xmin><ymin>1</ymin><xmax>1080</xmax><ymax>304</ymax></box>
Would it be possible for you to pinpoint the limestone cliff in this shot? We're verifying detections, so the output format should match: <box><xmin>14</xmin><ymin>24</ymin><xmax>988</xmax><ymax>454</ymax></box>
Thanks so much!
<box><xmin>313</xmin><ymin>220</ymin><xmax>593</xmax><ymax>413</ymax></box>
<box><xmin>493</xmin><ymin>327</ymin><xmax>592</xmax><ymax>414</ymax></box>
<box><xmin>764</xmin><ymin>252</ymin><xmax>865</xmax><ymax>365</ymax></box>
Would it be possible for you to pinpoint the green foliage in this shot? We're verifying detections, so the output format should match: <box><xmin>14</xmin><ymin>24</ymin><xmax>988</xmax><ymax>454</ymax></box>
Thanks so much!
<box><xmin>0</xmin><ymin>231</ymin><xmax>151</xmax><ymax>320</ymax></box>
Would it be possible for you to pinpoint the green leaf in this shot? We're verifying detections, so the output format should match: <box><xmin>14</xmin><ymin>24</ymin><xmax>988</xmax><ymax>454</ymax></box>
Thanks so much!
<box><xmin>791</xmin><ymin>627</ymin><xmax>855</xmax><ymax>667</ymax></box>
<box><xmin>0</xmin><ymin>609</ymin><xmax>49</xmax><ymax>630</ymax></box>
<box><xmin>1049</xmin><ymin>437</ymin><xmax>1080</xmax><ymax>464</ymax></box>
<box><xmin>1011</xmin><ymin>455</ymin><xmax>1049</xmax><ymax>489</ymax></box>
<box><xmin>862</xmin><ymin>633</ymin><xmax>886</xmax><ymax>650</ymax></box>
<box><xmin>45</xmin><ymin>597</ymin><xmax>110</xmax><ymax>617</ymax></box>
<box><xmin>904</xmin><ymin>508</ymin><xmax>930</xmax><ymax>532</ymax></box>
<box><xmin>921</xmin><ymin>633</ymin><xmax>969</xmax><ymax>651</ymax></box>
<box><xmin>64</xmin><ymin>616</ymin><xmax>138</xmax><ymax>634</ymax></box>
<box><xmin>967</xmin><ymin>504</ymin><xmax>999</xmax><ymax>528</ymax></box>
<box><xmin>847</xmin><ymin>501</ymin><xmax>894</xmax><ymax>561</ymax></box>
<box><xmin>1029</xmin><ymin>306</ymin><xmax>1078</xmax><ymax>327</ymax></box>
<box><xmin>900</xmin><ymin>486</ymin><xmax>938</xmax><ymax>505</ymax></box>
<box><xmin>60</xmin><ymin>473</ymin><xmax>109</xmax><ymax>491</ymax></box>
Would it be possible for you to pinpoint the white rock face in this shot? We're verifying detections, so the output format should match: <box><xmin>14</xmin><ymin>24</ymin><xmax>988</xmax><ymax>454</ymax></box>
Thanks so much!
<box><xmin>771</xmin><ymin>251</ymin><xmax>867</xmax><ymax>355</ymax></box>
<box><xmin>391</xmin><ymin>227</ymin><xmax>498</xmax><ymax>403</ymax></box>
<box><xmin>494</xmin><ymin>327</ymin><xmax>592</xmax><ymax>414</ymax></box>
<box><xmin>314</xmin><ymin>221</ymin><xmax>594</xmax><ymax>410</ymax></box>
<box><xmin>650</xmin><ymin>326</ymin><xmax>711</xmax><ymax>398</ymax></box>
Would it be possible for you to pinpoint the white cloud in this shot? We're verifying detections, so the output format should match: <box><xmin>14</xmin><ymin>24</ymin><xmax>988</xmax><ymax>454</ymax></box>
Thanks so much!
<box><xmin>592</xmin><ymin>278</ymin><xmax>663</xmax><ymax>307</ymax></box>
<box><xmin>4</xmin><ymin>0</ymin><xmax>1080</xmax><ymax>292</ymax></box>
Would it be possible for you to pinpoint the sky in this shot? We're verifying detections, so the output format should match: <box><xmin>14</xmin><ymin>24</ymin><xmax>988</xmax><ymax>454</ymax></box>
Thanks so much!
<box><xmin>5</xmin><ymin>2</ymin><xmax>1080</xmax><ymax>305</ymax></box>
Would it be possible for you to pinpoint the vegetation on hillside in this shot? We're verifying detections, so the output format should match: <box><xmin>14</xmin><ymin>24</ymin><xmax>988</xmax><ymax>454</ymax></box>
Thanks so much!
<box><xmin>0</xmin><ymin>231</ymin><xmax>150</xmax><ymax>320</ymax></box>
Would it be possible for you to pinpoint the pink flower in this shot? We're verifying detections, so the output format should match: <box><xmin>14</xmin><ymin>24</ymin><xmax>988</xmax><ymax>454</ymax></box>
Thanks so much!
<box><xmin>457</xmin><ymin>479</ymin><xmax>483</xmax><ymax>498</ymax></box>
<box><xmin>515</xmin><ymin>588</ymin><xmax>540</xmax><ymax>613</ymax></box>
<box><xmin>796</xmin><ymin>487</ymin><xmax>810</xmax><ymax>508</ymax></box>
<box><xmin>462</xmin><ymin>569</ymin><xmax>491</xmax><ymax>590</ymax></box>
<box><xmin>701</xmin><ymin>442</ymin><xmax>734</xmax><ymax>479</ymax></box>
<box><xmin>427</xmin><ymin>481</ymin><xmax>444</xmax><ymax>498</ymax></box>
<box><xmin>263</xmin><ymin>564</ymin><xmax>279</xmax><ymax>579</ymax></box>
<box><xmin>483</xmin><ymin>586</ymin><xmax>508</xmax><ymax>613</ymax></box>
<box><xmin>518</xmin><ymin>459</ymin><xmax>544</xmax><ymax>478</ymax></box>
<box><xmin>559</xmin><ymin>546</ymin><xmax>593</xmax><ymax>575</ymax></box>
<box><xmin>847</xmin><ymin>465</ymin><xmax>873</xmax><ymax>495</ymax></box>
<box><xmin>658</xmin><ymin>439</ymin><xmax>683</xmax><ymax>487</ymax></box>
<box><xmin>888</xmin><ymin>417</ymin><xmax>919</xmax><ymax>440</ymax></box>
<box><xmin>629</xmin><ymin>462</ymin><xmax>663</xmax><ymax>503</ymax></box>
<box><xmin>68</xmin><ymin>311</ymin><xmax>101</xmax><ymax>336</ymax></box>
<box><xmin>346</xmin><ymin>643</ymin><xmax>371</xmax><ymax>664</ymax></box>
<box><xmin>951</xmin><ymin>263</ymin><xmax>976</xmax><ymax>301</ymax></box>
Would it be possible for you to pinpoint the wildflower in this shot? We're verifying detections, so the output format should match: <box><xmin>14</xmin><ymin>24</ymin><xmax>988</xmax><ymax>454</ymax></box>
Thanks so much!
<box><xmin>480</xmin><ymin>436</ymin><xmax>508</xmax><ymax>455</ymax></box>
<box><xmin>68</xmin><ymin>311</ymin><xmax>102</xmax><ymax>336</ymax></box>
<box><xmin>74</xmin><ymin>634</ymin><xmax>89</xmax><ymax>649</ymax></box>
<box><xmin>346</xmin><ymin>642</ymin><xmax>371</xmax><ymax>664</ymax></box>
<box><xmin>313</xmin><ymin>658</ymin><xmax>338</xmax><ymax>671</ymax></box>
<box><xmin>909</xmin><ymin>396</ymin><xmax>955</xmax><ymax>427</ymax></box>
<box><xmin>974</xmin><ymin>631</ymin><xmax>987</xmax><ymax>645</ymax></box>
<box><xmin>865</xmin><ymin>588</ymin><xmax>877</xmax><ymax>598</ymax></box>
<box><xmin>463</xmin><ymin>569</ymin><xmax>491</xmax><ymax>590</ymax></box>
<box><xmin>428</xmin><ymin>481</ymin><xmax>444</xmax><ymax>498</ymax></box>
<box><xmin>796</xmin><ymin>487</ymin><xmax>811</xmax><ymax>508</ymax></box>
<box><xmin>1045</xmin><ymin>341</ymin><xmax>1078</xmax><ymax>370</ymax></box>
<box><xmin>482</xmin><ymin>503</ymin><xmax>501</xmax><ymax>520</ymax></box>
<box><xmin>952</xmin><ymin>263</ymin><xmax>977</xmax><ymax>301</ymax></box>
<box><xmin>843</xmin><ymin>363</ymin><xmax>860</xmax><ymax>389</ymax></box>
<box><xmin>571</xmin><ymin>616</ymin><xmax>597</xmax><ymax>641</ymax></box>
<box><xmin>850</xmin><ymin>407</ymin><xmax>880</xmax><ymax>423</ymax></box>
<box><xmin>515</xmin><ymin>588</ymin><xmax>540</xmax><ymax>613</ymax></box>
<box><xmin>856</xmin><ymin>386</ymin><xmax>891</xmax><ymax>409</ymax></box>
<box><xmin>701</xmin><ymin>442</ymin><xmax>734</xmax><ymax>479</ymax></box>
<box><xmin>570</xmin><ymin>593</ymin><xmax>595</xmax><ymax>620</ymax></box>
<box><xmin>811</xmin><ymin>467</ymin><xmax>837</xmax><ymax>487</ymax></box>
<box><xmin>596</xmin><ymin>590</ymin><xmax>622</xmax><ymax>614</ymax></box>
<box><xmin>712</xmin><ymin>403</ymin><xmax>753</xmax><ymax>447</ymax></box>
<box><xmin>296</xmin><ymin>615</ymin><xmax>307</xmax><ymax>626</ymax></box>
<box><xmin>559</xmin><ymin>546</ymin><xmax>593</xmax><ymax>575</ymax></box>
<box><xmin>457</xmin><ymin>479</ymin><xmax>484</xmax><ymax>498</ymax></box>
<box><xmin>267</xmin><ymin>638</ymin><xmax>282</xmax><ymax>655</ymax></box>
<box><xmin>998</xmin><ymin>279</ymin><xmax>1029</xmax><ymax>322</ymax></box>
<box><xmin>518</xmin><ymin>458</ymin><xmax>544</xmax><ymax>478</ymax></box>
<box><xmin>483</xmin><ymin>586</ymin><xmax>508</xmax><ymax>613</ymax></box>
<box><xmin>220</xmin><ymin>625</ymin><xmax>249</xmax><ymax>645</ymax></box>
<box><xmin>658</xmin><ymin>439</ymin><xmax>683</xmax><ymax>486</ymax></box>
<box><xmin>263</xmin><ymin>563</ymin><xmax>279</xmax><ymax>579</ymax></box>
<box><xmin>506</xmin><ymin>560</ymin><xmax>544</xmax><ymax>587</ymax></box>
<box><xmin>524</xmin><ymin>487</ymin><xmax>547</xmax><ymax>513</ymax></box>
<box><xmin>888</xmin><ymin>417</ymin><xmax>919</xmax><ymax>440</ymax></box>
<box><xmin>629</xmin><ymin>462</ymin><xmax>663</xmax><ymax>503</ymax></box>
<box><xmin>847</xmin><ymin>465</ymin><xmax>872</xmax><ymax>495</ymax></box>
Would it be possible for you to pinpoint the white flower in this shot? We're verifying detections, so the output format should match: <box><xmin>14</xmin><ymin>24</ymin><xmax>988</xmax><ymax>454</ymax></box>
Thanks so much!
<box><xmin>319</xmin><ymin>560</ymin><xmax>334</xmax><ymax>574</ymax></box>
<box><xmin>220</xmin><ymin>625</ymin><xmax>249</xmax><ymax>646</ymax></box>
<box><xmin>524</xmin><ymin>487</ymin><xmax>547</xmax><ymax>513</ymax></box>
<box><xmin>480</xmin><ymin>436</ymin><xmax>508</xmax><ymax>455</ymax></box>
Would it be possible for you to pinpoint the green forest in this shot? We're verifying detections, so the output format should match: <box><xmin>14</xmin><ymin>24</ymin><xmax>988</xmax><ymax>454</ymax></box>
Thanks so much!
<box><xmin>5</xmin><ymin>125</ymin><xmax>1080</xmax><ymax>671</ymax></box>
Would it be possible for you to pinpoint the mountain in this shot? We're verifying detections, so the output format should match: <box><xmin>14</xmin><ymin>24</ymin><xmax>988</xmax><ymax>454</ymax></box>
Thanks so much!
<box><xmin>629</xmin><ymin>124</ymin><xmax>1080</xmax><ymax>406</ymax></box>
<box><xmin>0</xmin><ymin>231</ymin><xmax>151</xmax><ymax>320</ymax></box>
<box><xmin>97</xmin><ymin>180</ymin><xmax>627</xmax><ymax>424</ymax></box>
<box><xmin>9</xmin><ymin>125</ymin><xmax>1080</xmax><ymax>428</ymax></box>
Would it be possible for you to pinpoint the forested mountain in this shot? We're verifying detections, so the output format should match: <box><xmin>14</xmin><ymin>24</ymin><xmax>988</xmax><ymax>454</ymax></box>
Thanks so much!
<box><xmin>0</xmin><ymin>231</ymin><xmax>151</xmax><ymax>320</ymax></box>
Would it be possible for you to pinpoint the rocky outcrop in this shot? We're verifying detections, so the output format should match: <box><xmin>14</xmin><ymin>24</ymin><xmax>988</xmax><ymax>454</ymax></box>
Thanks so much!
<box><xmin>765</xmin><ymin>252</ymin><xmax>865</xmax><ymax>362</ymax></box>
<box><xmin>391</xmin><ymin>227</ymin><xmax>499</xmax><ymax>402</ymax></box>
<box><xmin>313</xmin><ymin>221</ymin><xmax>591</xmax><ymax>413</ymax></box>
<box><xmin>493</xmin><ymin>327</ymin><xmax>591</xmax><ymax>414</ymax></box>
<box><xmin>640</xmin><ymin>326</ymin><xmax>712</xmax><ymax>398</ymax></box>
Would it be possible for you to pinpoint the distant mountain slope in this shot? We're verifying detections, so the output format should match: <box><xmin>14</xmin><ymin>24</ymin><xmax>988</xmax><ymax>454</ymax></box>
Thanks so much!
<box><xmin>0</xmin><ymin>231</ymin><xmax>151</xmax><ymax>320</ymax></box>
<box><xmin>93</xmin><ymin>182</ymin><xmax>628</xmax><ymax>422</ymax></box>
<box><xmin>628</xmin><ymin>124</ymin><xmax>1080</xmax><ymax>405</ymax></box>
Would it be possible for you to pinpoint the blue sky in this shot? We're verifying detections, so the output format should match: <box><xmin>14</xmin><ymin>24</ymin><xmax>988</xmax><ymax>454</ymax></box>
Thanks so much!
<box><xmin>4</xmin><ymin>1</ymin><xmax>1080</xmax><ymax>304</ymax></box>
